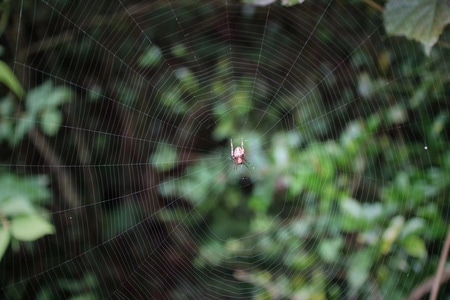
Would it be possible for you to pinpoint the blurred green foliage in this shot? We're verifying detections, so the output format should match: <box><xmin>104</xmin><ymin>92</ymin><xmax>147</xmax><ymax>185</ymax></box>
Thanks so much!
<box><xmin>0</xmin><ymin>173</ymin><xmax>55</xmax><ymax>261</ymax></box>
<box><xmin>0</xmin><ymin>79</ymin><xmax>72</xmax><ymax>145</ymax></box>
<box><xmin>0</xmin><ymin>0</ymin><xmax>449</xmax><ymax>299</ymax></box>
<box><xmin>0</xmin><ymin>61</ymin><xmax>55</xmax><ymax>263</ymax></box>
<box><xmin>0</xmin><ymin>61</ymin><xmax>25</xmax><ymax>99</ymax></box>
<box><xmin>153</xmin><ymin>1</ymin><xmax>450</xmax><ymax>298</ymax></box>
<box><xmin>384</xmin><ymin>0</ymin><xmax>450</xmax><ymax>55</ymax></box>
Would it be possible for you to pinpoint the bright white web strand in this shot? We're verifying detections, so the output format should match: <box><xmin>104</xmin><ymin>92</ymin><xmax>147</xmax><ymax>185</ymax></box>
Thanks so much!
<box><xmin>15</xmin><ymin>1</ymin><xmax>332</xmax><ymax>298</ymax></box>
<box><xmin>107</xmin><ymin>3</ymin><xmax>242</xmax><ymax>296</ymax></box>
<box><xmin>117</xmin><ymin>1</ymin><xmax>366</xmax><ymax>298</ymax></box>
<box><xmin>7</xmin><ymin>0</ymin><xmax>438</xmax><ymax>299</ymax></box>
<box><xmin>17</xmin><ymin>1</ymin><xmax>241</xmax><ymax>298</ymax></box>
<box><xmin>249</xmin><ymin>0</ymin><xmax>333</xmax><ymax>136</ymax></box>
<box><xmin>8</xmin><ymin>0</ymin><xmax>225</xmax><ymax>292</ymax></box>
<box><xmin>213</xmin><ymin>4</ymin><xmax>431</xmax><ymax>300</ymax></box>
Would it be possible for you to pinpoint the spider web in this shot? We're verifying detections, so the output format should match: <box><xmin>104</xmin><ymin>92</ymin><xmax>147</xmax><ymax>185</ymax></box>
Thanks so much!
<box><xmin>1</xmin><ymin>0</ymin><xmax>448</xmax><ymax>299</ymax></box>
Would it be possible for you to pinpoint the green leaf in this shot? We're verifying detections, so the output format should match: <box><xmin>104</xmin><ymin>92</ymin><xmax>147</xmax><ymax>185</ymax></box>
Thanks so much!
<box><xmin>45</xmin><ymin>86</ymin><xmax>73</xmax><ymax>107</ymax></box>
<box><xmin>400</xmin><ymin>217</ymin><xmax>425</xmax><ymax>239</ymax></box>
<box><xmin>0</xmin><ymin>95</ymin><xmax>15</xmax><ymax>116</ymax></box>
<box><xmin>0</xmin><ymin>61</ymin><xmax>25</xmax><ymax>98</ymax></box>
<box><xmin>347</xmin><ymin>249</ymin><xmax>373</xmax><ymax>291</ymax></box>
<box><xmin>281</xmin><ymin>0</ymin><xmax>306</xmax><ymax>6</ymax></box>
<box><xmin>402</xmin><ymin>235</ymin><xmax>427</xmax><ymax>258</ymax></box>
<box><xmin>339</xmin><ymin>198</ymin><xmax>383</xmax><ymax>231</ymax></box>
<box><xmin>27</xmin><ymin>81</ymin><xmax>72</xmax><ymax>114</ymax></box>
<box><xmin>161</xmin><ymin>88</ymin><xmax>187</xmax><ymax>114</ymax></box>
<box><xmin>10</xmin><ymin>215</ymin><xmax>55</xmax><ymax>241</ymax></box>
<box><xmin>138</xmin><ymin>46</ymin><xmax>163</xmax><ymax>67</ymax></box>
<box><xmin>171</xmin><ymin>43</ymin><xmax>188</xmax><ymax>58</ymax></box>
<box><xmin>319</xmin><ymin>238</ymin><xmax>343</xmax><ymax>263</ymax></box>
<box><xmin>242</xmin><ymin>0</ymin><xmax>276</xmax><ymax>6</ymax></box>
<box><xmin>0</xmin><ymin>227</ymin><xmax>10</xmax><ymax>261</ymax></box>
<box><xmin>0</xmin><ymin>173</ymin><xmax>51</xmax><ymax>205</ymax></box>
<box><xmin>194</xmin><ymin>241</ymin><xmax>228</xmax><ymax>268</ymax></box>
<box><xmin>26</xmin><ymin>81</ymin><xmax>53</xmax><ymax>113</ymax></box>
<box><xmin>13</xmin><ymin>112</ymin><xmax>35</xmax><ymax>144</ymax></box>
<box><xmin>387</xmin><ymin>105</ymin><xmax>408</xmax><ymax>125</ymax></box>
<box><xmin>384</xmin><ymin>0</ymin><xmax>450</xmax><ymax>55</ymax></box>
<box><xmin>381</xmin><ymin>215</ymin><xmax>404</xmax><ymax>254</ymax></box>
<box><xmin>174</xmin><ymin>68</ymin><xmax>199</xmax><ymax>93</ymax></box>
<box><xmin>150</xmin><ymin>143</ymin><xmax>178</xmax><ymax>171</ymax></box>
<box><xmin>249</xmin><ymin>175</ymin><xmax>276</xmax><ymax>213</ymax></box>
<box><xmin>0</xmin><ymin>196</ymin><xmax>36</xmax><ymax>216</ymax></box>
<box><xmin>40</xmin><ymin>109</ymin><xmax>63</xmax><ymax>136</ymax></box>
<box><xmin>340</xmin><ymin>197</ymin><xmax>361</xmax><ymax>218</ymax></box>
<box><xmin>213</xmin><ymin>117</ymin><xmax>234</xmax><ymax>140</ymax></box>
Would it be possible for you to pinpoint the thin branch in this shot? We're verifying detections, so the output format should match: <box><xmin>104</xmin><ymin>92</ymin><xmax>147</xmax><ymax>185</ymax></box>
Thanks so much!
<box><xmin>364</xmin><ymin>0</ymin><xmax>384</xmax><ymax>12</ymax></box>
<box><xmin>407</xmin><ymin>267</ymin><xmax>450</xmax><ymax>300</ymax></box>
<box><xmin>430</xmin><ymin>227</ymin><xmax>450</xmax><ymax>300</ymax></box>
<box><xmin>28</xmin><ymin>129</ymin><xmax>81</xmax><ymax>209</ymax></box>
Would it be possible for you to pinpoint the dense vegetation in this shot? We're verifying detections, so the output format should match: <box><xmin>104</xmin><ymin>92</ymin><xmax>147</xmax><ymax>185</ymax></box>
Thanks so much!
<box><xmin>0</xmin><ymin>0</ymin><xmax>449</xmax><ymax>299</ymax></box>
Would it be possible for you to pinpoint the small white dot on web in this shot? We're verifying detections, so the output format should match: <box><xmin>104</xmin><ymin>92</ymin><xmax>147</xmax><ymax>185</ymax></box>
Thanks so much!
<box><xmin>424</xmin><ymin>146</ymin><xmax>428</xmax><ymax>150</ymax></box>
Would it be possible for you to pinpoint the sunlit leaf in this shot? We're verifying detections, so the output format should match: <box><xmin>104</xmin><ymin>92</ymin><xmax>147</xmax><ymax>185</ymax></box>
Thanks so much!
<box><xmin>381</xmin><ymin>216</ymin><xmax>404</xmax><ymax>254</ymax></box>
<box><xmin>249</xmin><ymin>175</ymin><xmax>276</xmax><ymax>213</ymax></box>
<box><xmin>281</xmin><ymin>0</ymin><xmax>306</xmax><ymax>6</ymax></box>
<box><xmin>171</xmin><ymin>44</ymin><xmax>188</xmax><ymax>58</ymax></box>
<box><xmin>0</xmin><ymin>227</ymin><xmax>10</xmax><ymax>261</ymax></box>
<box><xmin>27</xmin><ymin>81</ymin><xmax>72</xmax><ymax>114</ymax></box>
<box><xmin>242</xmin><ymin>0</ymin><xmax>276</xmax><ymax>6</ymax></box>
<box><xmin>0</xmin><ymin>61</ymin><xmax>25</xmax><ymax>98</ymax></box>
<box><xmin>0</xmin><ymin>173</ymin><xmax>51</xmax><ymax>205</ymax></box>
<box><xmin>319</xmin><ymin>238</ymin><xmax>343</xmax><ymax>263</ymax></box>
<box><xmin>194</xmin><ymin>241</ymin><xmax>228</xmax><ymax>268</ymax></box>
<box><xmin>10</xmin><ymin>215</ymin><xmax>55</xmax><ymax>241</ymax></box>
<box><xmin>161</xmin><ymin>88</ymin><xmax>188</xmax><ymax>114</ymax></box>
<box><xmin>45</xmin><ymin>85</ymin><xmax>73</xmax><ymax>107</ymax></box>
<box><xmin>340</xmin><ymin>198</ymin><xmax>361</xmax><ymax>218</ymax></box>
<box><xmin>0</xmin><ymin>196</ymin><xmax>36</xmax><ymax>216</ymax></box>
<box><xmin>151</xmin><ymin>143</ymin><xmax>178</xmax><ymax>171</ymax></box>
<box><xmin>347</xmin><ymin>249</ymin><xmax>374</xmax><ymax>291</ymax></box>
<box><xmin>400</xmin><ymin>217</ymin><xmax>425</xmax><ymax>239</ymax></box>
<box><xmin>402</xmin><ymin>235</ymin><xmax>427</xmax><ymax>258</ymax></box>
<box><xmin>213</xmin><ymin>117</ymin><xmax>234</xmax><ymax>140</ymax></box>
<box><xmin>138</xmin><ymin>46</ymin><xmax>163</xmax><ymax>67</ymax></box>
<box><xmin>387</xmin><ymin>105</ymin><xmax>408</xmax><ymax>125</ymax></box>
<box><xmin>27</xmin><ymin>81</ymin><xmax>53</xmax><ymax>113</ymax></box>
<box><xmin>384</xmin><ymin>0</ymin><xmax>450</xmax><ymax>55</ymax></box>
<box><xmin>40</xmin><ymin>109</ymin><xmax>63</xmax><ymax>136</ymax></box>
<box><xmin>357</xmin><ymin>72</ymin><xmax>373</xmax><ymax>99</ymax></box>
<box><xmin>174</xmin><ymin>68</ymin><xmax>199</xmax><ymax>93</ymax></box>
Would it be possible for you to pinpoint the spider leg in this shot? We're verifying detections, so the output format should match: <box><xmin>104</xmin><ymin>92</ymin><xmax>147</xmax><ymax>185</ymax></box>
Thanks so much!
<box><xmin>230</xmin><ymin>139</ymin><xmax>234</xmax><ymax>157</ymax></box>
<box><xmin>241</xmin><ymin>137</ymin><xmax>244</xmax><ymax>149</ymax></box>
<box><xmin>243</xmin><ymin>160</ymin><xmax>250</xmax><ymax>168</ymax></box>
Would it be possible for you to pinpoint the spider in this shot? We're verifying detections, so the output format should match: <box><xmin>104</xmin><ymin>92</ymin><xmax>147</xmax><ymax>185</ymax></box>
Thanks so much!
<box><xmin>231</xmin><ymin>138</ymin><xmax>248</xmax><ymax>169</ymax></box>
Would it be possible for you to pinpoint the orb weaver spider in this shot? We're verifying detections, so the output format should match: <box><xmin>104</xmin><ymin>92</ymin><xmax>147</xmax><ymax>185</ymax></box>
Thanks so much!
<box><xmin>231</xmin><ymin>138</ymin><xmax>248</xmax><ymax>169</ymax></box>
